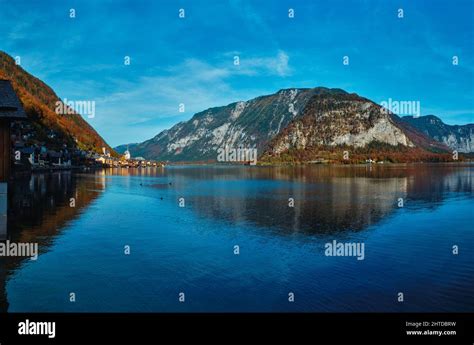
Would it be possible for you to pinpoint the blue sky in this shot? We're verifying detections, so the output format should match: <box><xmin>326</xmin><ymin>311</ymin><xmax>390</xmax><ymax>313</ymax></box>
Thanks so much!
<box><xmin>0</xmin><ymin>0</ymin><xmax>473</xmax><ymax>146</ymax></box>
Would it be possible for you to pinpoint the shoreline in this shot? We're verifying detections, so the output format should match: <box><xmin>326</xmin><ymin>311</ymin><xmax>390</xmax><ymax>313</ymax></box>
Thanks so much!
<box><xmin>9</xmin><ymin>160</ymin><xmax>473</xmax><ymax>178</ymax></box>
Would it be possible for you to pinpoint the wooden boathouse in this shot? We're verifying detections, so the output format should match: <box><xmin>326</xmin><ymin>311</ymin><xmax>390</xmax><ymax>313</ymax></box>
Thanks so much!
<box><xmin>0</xmin><ymin>79</ymin><xmax>27</xmax><ymax>182</ymax></box>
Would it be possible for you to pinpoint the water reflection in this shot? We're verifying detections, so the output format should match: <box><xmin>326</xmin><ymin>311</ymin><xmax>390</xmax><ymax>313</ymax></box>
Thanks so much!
<box><xmin>157</xmin><ymin>164</ymin><xmax>473</xmax><ymax>235</ymax></box>
<box><xmin>0</xmin><ymin>172</ymin><xmax>104</xmax><ymax>311</ymax></box>
<box><xmin>0</xmin><ymin>163</ymin><xmax>472</xmax><ymax>312</ymax></box>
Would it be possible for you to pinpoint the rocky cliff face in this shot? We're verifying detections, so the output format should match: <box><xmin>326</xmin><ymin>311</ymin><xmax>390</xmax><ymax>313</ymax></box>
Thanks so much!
<box><xmin>266</xmin><ymin>93</ymin><xmax>414</xmax><ymax>155</ymax></box>
<box><xmin>118</xmin><ymin>87</ymin><xmax>463</xmax><ymax>163</ymax></box>
<box><xmin>119</xmin><ymin>87</ymin><xmax>348</xmax><ymax>161</ymax></box>
<box><xmin>401</xmin><ymin>115</ymin><xmax>474</xmax><ymax>153</ymax></box>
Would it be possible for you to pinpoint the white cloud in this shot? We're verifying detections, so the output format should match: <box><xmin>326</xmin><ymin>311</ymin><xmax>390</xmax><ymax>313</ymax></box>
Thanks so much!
<box><xmin>241</xmin><ymin>50</ymin><xmax>291</xmax><ymax>77</ymax></box>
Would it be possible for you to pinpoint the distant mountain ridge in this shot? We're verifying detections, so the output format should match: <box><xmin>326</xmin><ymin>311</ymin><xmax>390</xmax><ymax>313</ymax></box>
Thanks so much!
<box><xmin>114</xmin><ymin>143</ymin><xmax>139</xmax><ymax>155</ymax></box>
<box><xmin>401</xmin><ymin>115</ymin><xmax>474</xmax><ymax>153</ymax></box>
<box><xmin>0</xmin><ymin>51</ymin><xmax>113</xmax><ymax>154</ymax></box>
<box><xmin>117</xmin><ymin>87</ymin><xmax>471</xmax><ymax>163</ymax></box>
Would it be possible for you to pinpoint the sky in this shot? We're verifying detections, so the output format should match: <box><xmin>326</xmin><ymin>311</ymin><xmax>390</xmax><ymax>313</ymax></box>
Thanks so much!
<box><xmin>0</xmin><ymin>0</ymin><xmax>473</xmax><ymax>147</ymax></box>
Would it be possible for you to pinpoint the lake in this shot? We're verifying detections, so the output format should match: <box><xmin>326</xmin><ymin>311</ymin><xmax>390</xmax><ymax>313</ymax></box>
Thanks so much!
<box><xmin>1</xmin><ymin>163</ymin><xmax>473</xmax><ymax>312</ymax></box>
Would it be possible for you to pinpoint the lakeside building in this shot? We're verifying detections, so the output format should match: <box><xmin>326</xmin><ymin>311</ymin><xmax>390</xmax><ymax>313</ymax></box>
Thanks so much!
<box><xmin>0</xmin><ymin>80</ymin><xmax>27</xmax><ymax>239</ymax></box>
<box><xmin>0</xmin><ymin>80</ymin><xmax>27</xmax><ymax>181</ymax></box>
<box><xmin>124</xmin><ymin>147</ymin><xmax>131</xmax><ymax>160</ymax></box>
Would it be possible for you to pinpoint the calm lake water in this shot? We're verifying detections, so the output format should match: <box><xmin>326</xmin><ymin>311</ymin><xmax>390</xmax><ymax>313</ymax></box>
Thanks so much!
<box><xmin>1</xmin><ymin>164</ymin><xmax>473</xmax><ymax>312</ymax></box>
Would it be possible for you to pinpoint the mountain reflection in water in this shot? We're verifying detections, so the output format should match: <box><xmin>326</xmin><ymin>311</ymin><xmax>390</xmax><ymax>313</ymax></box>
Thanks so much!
<box><xmin>0</xmin><ymin>164</ymin><xmax>472</xmax><ymax>312</ymax></box>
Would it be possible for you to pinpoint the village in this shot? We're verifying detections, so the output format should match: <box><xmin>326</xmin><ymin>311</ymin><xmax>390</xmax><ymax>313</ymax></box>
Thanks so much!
<box><xmin>12</xmin><ymin>139</ymin><xmax>164</xmax><ymax>171</ymax></box>
<box><xmin>10</xmin><ymin>116</ymin><xmax>163</xmax><ymax>172</ymax></box>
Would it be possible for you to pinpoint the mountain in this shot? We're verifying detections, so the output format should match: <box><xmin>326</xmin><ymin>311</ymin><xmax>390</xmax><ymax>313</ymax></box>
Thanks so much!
<box><xmin>115</xmin><ymin>143</ymin><xmax>139</xmax><ymax>155</ymax></box>
<box><xmin>262</xmin><ymin>92</ymin><xmax>452</xmax><ymax>163</ymax></box>
<box><xmin>265</xmin><ymin>93</ymin><xmax>413</xmax><ymax>152</ymax></box>
<box><xmin>401</xmin><ymin>115</ymin><xmax>474</xmax><ymax>153</ymax></box>
<box><xmin>120</xmin><ymin>87</ymin><xmax>353</xmax><ymax>161</ymax></box>
<box><xmin>121</xmin><ymin>87</ymin><xmax>457</xmax><ymax>163</ymax></box>
<box><xmin>0</xmin><ymin>51</ymin><xmax>113</xmax><ymax>154</ymax></box>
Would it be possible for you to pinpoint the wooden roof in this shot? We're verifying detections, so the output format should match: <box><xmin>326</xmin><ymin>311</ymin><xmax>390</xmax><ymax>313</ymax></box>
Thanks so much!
<box><xmin>0</xmin><ymin>79</ymin><xmax>27</xmax><ymax>120</ymax></box>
